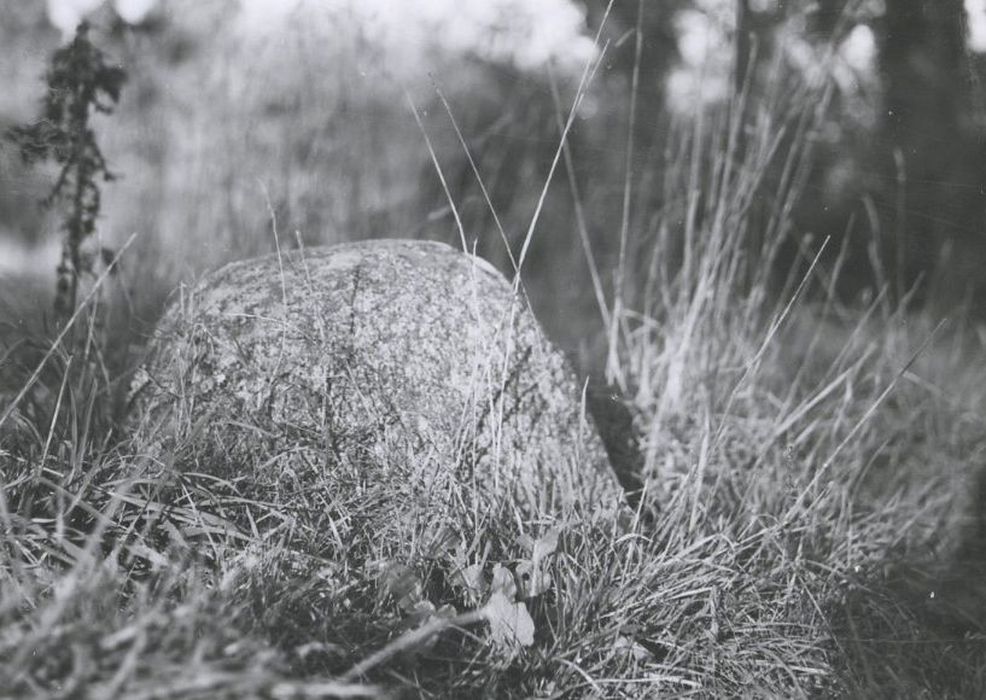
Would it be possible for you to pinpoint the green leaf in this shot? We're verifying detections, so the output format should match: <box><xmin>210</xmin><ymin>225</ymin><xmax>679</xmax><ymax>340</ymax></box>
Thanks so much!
<box><xmin>485</xmin><ymin>590</ymin><xmax>535</xmax><ymax>650</ymax></box>
<box><xmin>451</xmin><ymin>563</ymin><xmax>486</xmax><ymax>603</ymax></box>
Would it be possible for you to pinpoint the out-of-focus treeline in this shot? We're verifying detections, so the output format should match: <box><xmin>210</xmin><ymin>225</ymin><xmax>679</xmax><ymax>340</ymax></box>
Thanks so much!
<box><xmin>592</xmin><ymin>0</ymin><xmax>986</xmax><ymax>312</ymax></box>
<box><xmin>1</xmin><ymin>0</ymin><xmax>984</xmax><ymax>348</ymax></box>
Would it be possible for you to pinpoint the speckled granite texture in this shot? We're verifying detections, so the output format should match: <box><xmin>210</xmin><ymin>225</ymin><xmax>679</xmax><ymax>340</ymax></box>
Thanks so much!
<box><xmin>129</xmin><ymin>239</ymin><xmax>627</xmax><ymax>518</ymax></box>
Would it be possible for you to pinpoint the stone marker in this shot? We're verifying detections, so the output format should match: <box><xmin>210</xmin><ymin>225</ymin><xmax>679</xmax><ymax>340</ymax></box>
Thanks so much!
<box><xmin>129</xmin><ymin>239</ymin><xmax>634</xmax><ymax>519</ymax></box>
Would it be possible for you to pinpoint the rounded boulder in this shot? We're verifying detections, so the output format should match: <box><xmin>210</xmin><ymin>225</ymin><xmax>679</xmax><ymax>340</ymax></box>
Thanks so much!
<box><xmin>128</xmin><ymin>239</ymin><xmax>627</xmax><ymax>519</ymax></box>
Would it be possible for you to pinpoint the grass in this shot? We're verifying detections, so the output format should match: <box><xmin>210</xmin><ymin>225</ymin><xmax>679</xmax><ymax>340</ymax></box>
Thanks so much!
<box><xmin>3</xmin><ymin>14</ymin><xmax>986</xmax><ymax>700</ymax></box>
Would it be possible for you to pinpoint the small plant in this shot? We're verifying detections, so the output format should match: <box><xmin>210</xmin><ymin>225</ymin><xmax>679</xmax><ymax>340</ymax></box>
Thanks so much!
<box><xmin>6</xmin><ymin>20</ymin><xmax>126</xmax><ymax>320</ymax></box>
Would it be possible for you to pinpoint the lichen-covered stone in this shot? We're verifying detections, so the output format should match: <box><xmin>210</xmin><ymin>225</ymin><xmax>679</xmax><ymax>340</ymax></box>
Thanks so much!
<box><xmin>129</xmin><ymin>239</ymin><xmax>625</xmax><ymax>519</ymax></box>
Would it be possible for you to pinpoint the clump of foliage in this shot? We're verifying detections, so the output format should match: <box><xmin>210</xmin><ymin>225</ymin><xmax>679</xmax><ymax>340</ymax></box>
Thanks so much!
<box><xmin>6</xmin><ymin>20</ymin><xmax>126</xmax><ymax>319</ymax></box>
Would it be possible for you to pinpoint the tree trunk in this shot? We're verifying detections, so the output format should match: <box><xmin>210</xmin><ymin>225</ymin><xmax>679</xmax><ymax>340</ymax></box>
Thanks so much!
<box><xmin>877</xmin><ymin>0</ymin><xmax>985</xmax><ymax>306</ymax></box>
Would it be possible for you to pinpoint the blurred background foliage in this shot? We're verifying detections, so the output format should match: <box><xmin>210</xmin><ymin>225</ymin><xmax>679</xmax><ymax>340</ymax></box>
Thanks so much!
<box><xmin>1</xmin><ymin>0</ymin><xmax>984</xmax><ymax>350</ymax></box>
